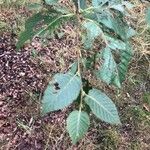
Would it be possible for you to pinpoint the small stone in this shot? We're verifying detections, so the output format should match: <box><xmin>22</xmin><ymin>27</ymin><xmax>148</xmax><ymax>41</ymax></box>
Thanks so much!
<box><xmin>0</xmin><ymin>101</ymin><xmax>3</xmax><ymax>106</ymax></box>
<box><xmin>19</xmin><ymin>72</ymin><xmax>25</xmax><ymax>76</ymax></box>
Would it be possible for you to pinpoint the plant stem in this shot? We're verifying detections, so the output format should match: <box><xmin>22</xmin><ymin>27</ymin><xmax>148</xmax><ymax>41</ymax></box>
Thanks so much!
<box><xmin>75</xmin><ymin>8</ymin><xmax>85</xmax><ymax>112</ymax></box>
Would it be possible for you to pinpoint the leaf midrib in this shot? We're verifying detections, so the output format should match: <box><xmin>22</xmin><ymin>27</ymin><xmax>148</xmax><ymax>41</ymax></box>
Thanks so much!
<box><xmin>76</xmin><ymin>110</ymin><xmax>81</xmax><ymax>138</ymax></box>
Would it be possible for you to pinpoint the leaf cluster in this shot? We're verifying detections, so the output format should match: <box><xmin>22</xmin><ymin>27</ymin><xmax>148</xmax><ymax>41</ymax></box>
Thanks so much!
<box><xmin>17</xmin><ymin>0</ymin><xmax>136</xmax><ymax>144</ymax></box>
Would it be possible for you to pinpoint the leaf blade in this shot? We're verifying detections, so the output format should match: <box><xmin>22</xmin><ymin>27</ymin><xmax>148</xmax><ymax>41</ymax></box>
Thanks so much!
<box><xmin>72</xmin><ymin>0</ymin><xmax>87</xmax><ymax>10</ymax></box>
<box><xmin>146</xmin><ymin>7</ymin><xmax>150</xmax><ymax>26</ymax></box>
<box><xmin>67</xmin><ymin>110</ymin><xmax>90</xmax><ymax>144</ymax></box>
<box><xmin>96</xmin><ymin>47</ymin><xmax>120</xmax><ymax>86</ymax></box>
<box><xmin>113</xmin><ymin>42</ymin><xmax>133</xmax><ymax>85</ymax></box>
<box><xmin>84</xmin><ymin>89</ymin><xmax>121</xmax><ymax>124</ymax></box>
<box><xmin>45</xmin><ymin>0</ymin><xmax>58</xmax><ymax>5</ymax></box>
<box><xmin>16</xmin><ymin>12</ymin><xmax>74</xmax><ymax>49</ymax></box>
<box><xmin>42</xmin><ymin>73</ymin><xmax>82</xmax><ymax>114</ymax></box>
<box><xmin>82</xmin><ymin>20</ymin><xmax>102</xmax><ymax>49</ymax></box>
<box><xmin>92</xmin><ymin>0</ymin><xmax>109</xmax><ymax>7</ymax></box>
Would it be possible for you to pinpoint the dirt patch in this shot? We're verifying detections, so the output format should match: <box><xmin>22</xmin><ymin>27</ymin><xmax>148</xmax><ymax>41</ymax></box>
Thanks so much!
<box><xmin>0</xmin><ymin>32</ymin><xmax>77</xmax><ymax>150</ymax></box>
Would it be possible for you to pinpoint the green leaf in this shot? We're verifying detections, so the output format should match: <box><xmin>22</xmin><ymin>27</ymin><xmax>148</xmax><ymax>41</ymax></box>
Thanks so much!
<box><xmin>92</xmin><ymin>0</ymin><xmax>109</xmax><ymax>6</ymax></box>
<box><xmin>27</xmin><ymin>3</ymin><xmax>42</xmax><ymax>11</ymax></box>
<box><xmin>84</xmin><ymin>89</ymin><xmax>121</xmax><ymax>124</ymax></box>
<box><xmin>17</xmin><ymin>12</ymin><xmax>74</xmax><ymax>49</ymax></box>
<box><xmin>146</xmin><ymin>8</ymin><xmax>150</xmax><ymax>26</ymax></box>
<box><xmin>117</xmin><ymin>43</ymin><xmax>133</xmax><ymax>82</ymax></box>
<box><xmin>72</xmin><ymin>0</ymin><xmax>87</xmax><ymax>10</ymax></box>
<box><xmin>53</xmin><ymin>5</ymin><xmax>71</xmax><ymax>14</ymax></box>
<box><xmin>72</xmin><ymin>0</ymin><xmax>78</xmax><ymax>10</ymax></box>
<box><xmin>108</xmin><ymin>17</ymin><xmax>126</xmax><ymax>40</ymax></box>
<box><xmin>111</xmin><ymin>42</ymin><xmax>133</xmax><ymax>87</ymax></box>
<box><xmin>106</xmin><ymin>35</ymin><xmax>126</xmax><ymax>50</ymax></box>
<box><xmin>24</xmin><ymin>13</ymin><xmax>43</xmax><ymax>29</ymax></box>
<box><xmin>110</xmin><ymin>1</ymin><xmax>134</xmax><ymax>12</ymax></box>
<box><xmin>68</xmin><ymin>62</ymin><xmax>78</xmax><ymax>74</ymax></box>
<box><xmin>16</xmin><ymin>31</ymin><xmax>33</xmax><ymax>49</ymax></box>
<box><xmin>112</xmin><ymin>74</ymin><xmax>121</xmax><ymax>88</ymax></box>
<box><xmin>42</xmin><ymin>73</ymin><xmax>82</xmax><ymax>114</ymax></box>
<box><xmin>122</xmin><ymin>1</ymin><xmax>134</xmax><ymax>10</ymax></box>
<box><xmin>110</xmin><ymin>4</ymin><xmax>125</xmax><ymax>13</ymax></box>
<box><xmin>96</xmin><ymin>47</ymin><xmax>120</xmax><ymax>85</ymax></box>
<box><xmin>82</xmin><ymin>20</ymin><xmax>102</xmax><ymax>49</ymax></box>
<box><xmin>17</xmin><ymin>12</ymin><xmax>51</xmax><ymax>48</ymax></box>
<box><xmin>40</xmin><ymin>14</ymin><xmax>72</xmax><ymax>34</ymax></box>
<box><xmin>16</xmin><ymin>13</ymin><xmax>45</xmax><ymax>48</ymax></box>
<box><xmin>125</xmin><ymin>27</ymin><xmax>136</xmax><ymax>39</ymax></box>
<box><xmin>80</xmin><ymin>0</ymin><xmax>87</xmax><ymax>10</ymax></box>
<box><xmin>67</xmin><ymin>110</ymin><xmax>90</xmax><ymax>144</ymax></box>
<box><xmin>96</xmin><ymin>13</ymin><xmax>126</xmax><ymax>40</ymax></box>
<box><xmin>82</xmin><ymin>56</ymin><xmax>94</xmax><ymax>69</ymax></box>
<box><xmin>45</xmin><ymin>0</ymin><xmax>58</xmax><ymax>5</ymax></box>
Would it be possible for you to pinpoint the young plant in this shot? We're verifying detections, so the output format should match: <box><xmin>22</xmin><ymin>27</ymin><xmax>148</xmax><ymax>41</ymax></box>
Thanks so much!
<box><xmin>17</xmin><ymin>0</ymin><xmax>136</xmax><ymax>144</ymax></box>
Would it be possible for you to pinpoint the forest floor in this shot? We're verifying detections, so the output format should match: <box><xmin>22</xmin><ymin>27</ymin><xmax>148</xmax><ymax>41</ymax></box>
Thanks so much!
<box><xmin>0</xmin><ymin>0</ymin><xmax>150</xmax><ymax>150</ymax></box>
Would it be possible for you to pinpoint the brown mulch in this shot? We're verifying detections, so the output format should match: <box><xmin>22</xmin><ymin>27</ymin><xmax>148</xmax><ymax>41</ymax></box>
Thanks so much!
<box><xmin>0</xmin><ymin>33</ymin><xmax>46</xmax><ymax>150</ymax></box>
<box><xmin>0</xmin><ymin>34</ymin><xmax>46</xmax><ymax>101</ymax></box>
<box><xmin>0</xmin><ymin>32</ymin><xmax>77</xmax><ymax>150</ymax></box>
